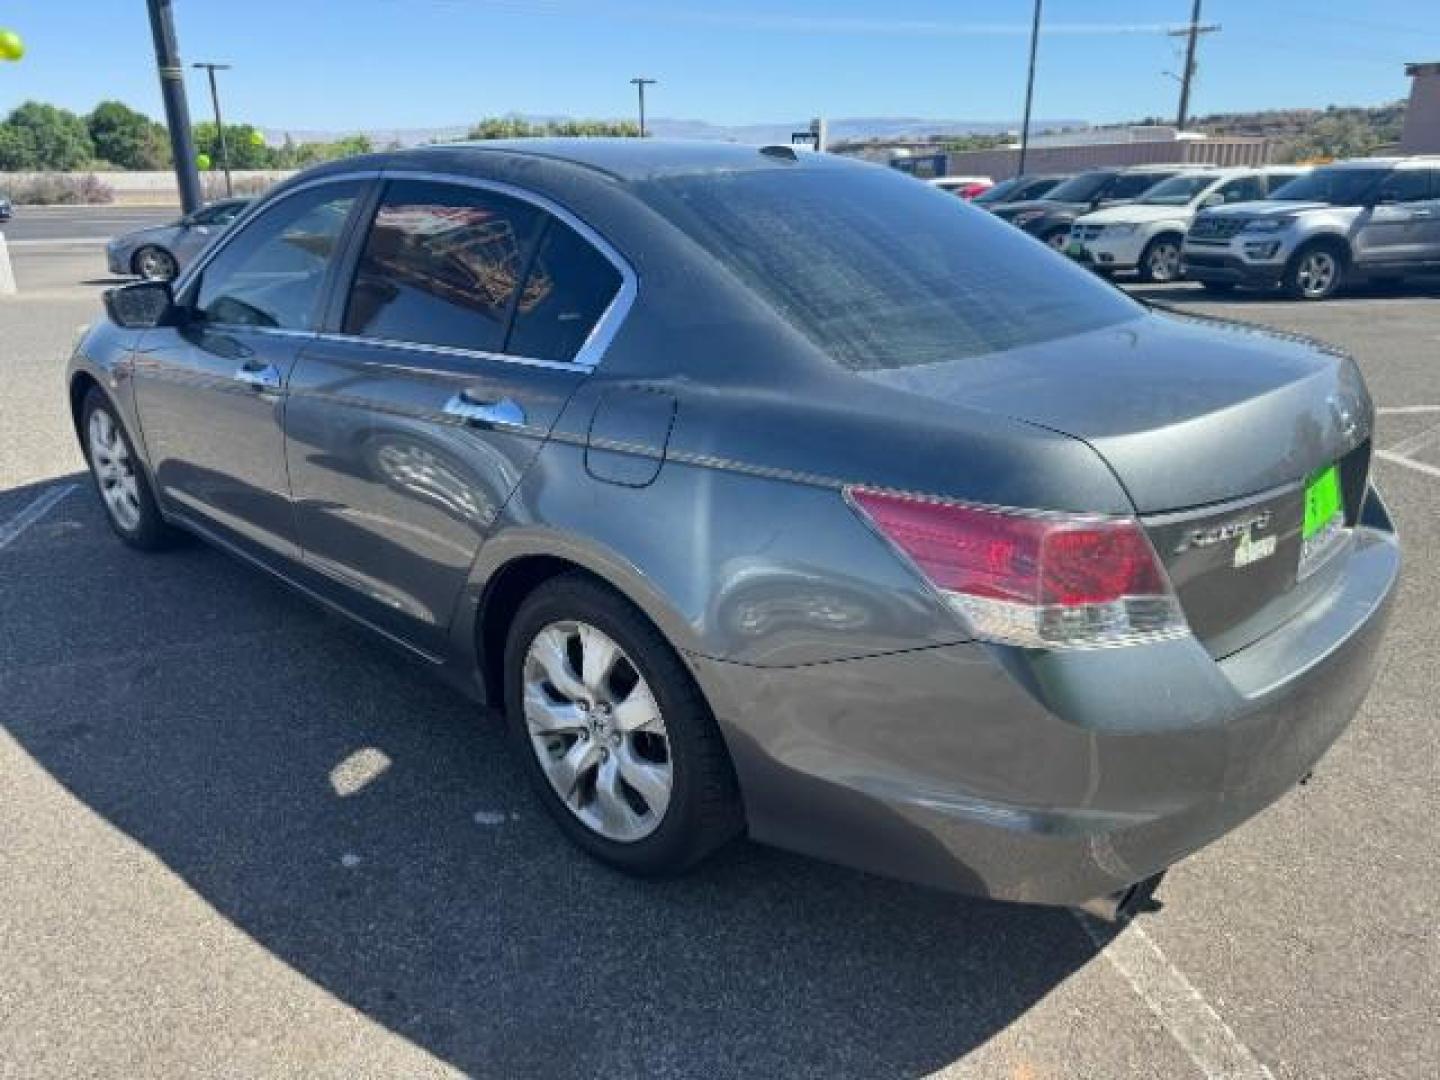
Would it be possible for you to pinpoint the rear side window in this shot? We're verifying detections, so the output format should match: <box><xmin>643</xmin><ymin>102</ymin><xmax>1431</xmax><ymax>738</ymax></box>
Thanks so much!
<box><xmin>193</xmin><ymin>182</ymin><xmax>360</xmax><ymax>330</ymax></box>
<box><xmin>506</xmin><ymin>219</ymin><xmax>622</xmax><ymax>362</ymax></box>
<box><xmin>343</xmin><ymin>179</ymin><xmax>542</xmax><ymax>352</ymax></box>
<box><xmin>637</xmin><ymin>165</ymin><xmax>1141</xmax><ymax>372</ymax></box>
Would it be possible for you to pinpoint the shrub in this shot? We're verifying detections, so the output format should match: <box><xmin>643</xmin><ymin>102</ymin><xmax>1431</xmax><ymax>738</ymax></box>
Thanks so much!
<box><xmin>6</xmin><ymin>172</ymin><xmax>115</xmax><ymax>205</ymax></box>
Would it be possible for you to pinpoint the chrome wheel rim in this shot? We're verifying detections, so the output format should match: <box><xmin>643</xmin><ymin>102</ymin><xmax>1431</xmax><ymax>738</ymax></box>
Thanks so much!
<box><xmin>1148</xmin><ymin>241</ymin><xmax>1181</xmax><ymax>282</ymax></box>
<box><xmin>88</xmin><ymin>409</ymin><xmax>142</xmax><ymax>531</ymax></box>
<box><xmin>1296</xmin><ymin>251</ymin><xmax>1337</xmax><ymax>298</ymax></box>
<box><xmin>522</xmin><ymin>620</ymin><xmax>672</xmax><ymax>842</ymax></box>
<box><xmin>136</xmin><ymin>247</ymin><xmax>175</xmax><ymax>280</ymax></box>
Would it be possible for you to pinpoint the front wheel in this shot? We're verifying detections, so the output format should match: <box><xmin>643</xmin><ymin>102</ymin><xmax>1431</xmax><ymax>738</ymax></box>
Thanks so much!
<box><xmin>132</xmin><ymin>245</ymin><xmax>178</xmax><ymax>281</ymax></box>
<box><xmin>1138</xmin><ymin>235</ymin><xmax>1183</xmax><ymax>283</ymax></box>
<box><xmin>81</xmin><ymin>388</ymin><xmax>176</xmax><ymax>550</ymax></box>
<box><xmin>503</xmin><ymin>573</ymin><xmax>743</xmax><ymax>876</ymax></box>
<box><xmin>1284</xmin><ymin>243</ymin><xmax>1345</xmax><ymax>300</ymax></box>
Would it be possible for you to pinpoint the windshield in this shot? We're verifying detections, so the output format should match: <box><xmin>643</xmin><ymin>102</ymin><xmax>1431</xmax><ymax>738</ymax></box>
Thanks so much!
<box><xmin>1138</xmin><ymin>175</ymin><xmax>1219</xmax><ymax>205</ymax></box>
<box><xmin>1041</xmin><ymin>172</ymin><xmax>1112</xmax><ymax>203</ymax></box>
<box><xmin>637</xmin><ymin>164</ymin><xmax>1141</xmax><ymax>372</ymax></box>
<box><xmin>1268</xmin><ymin>168</ymin><xmax>1388</xmax><ymax>205</ymax></box>
<box><xmin>972</xmin><ymin>176</ymin><xmax>1023</xmax><ymax>204</ymax></box>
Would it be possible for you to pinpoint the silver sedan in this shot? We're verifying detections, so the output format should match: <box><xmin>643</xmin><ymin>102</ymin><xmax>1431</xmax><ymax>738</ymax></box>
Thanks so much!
<box><xmin>105</xmin><ymin>197</ymin><xmax>250</xmax><ymax>280</ymax></box>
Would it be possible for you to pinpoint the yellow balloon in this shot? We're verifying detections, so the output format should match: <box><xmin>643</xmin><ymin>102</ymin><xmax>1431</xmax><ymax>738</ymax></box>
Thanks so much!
<box><xmin>0</xmin><ymin>30</ymin><xmax>24</xmax><ymax>61</ymax></box>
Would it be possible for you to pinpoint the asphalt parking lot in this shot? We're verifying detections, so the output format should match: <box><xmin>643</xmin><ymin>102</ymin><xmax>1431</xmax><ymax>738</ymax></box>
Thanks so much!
<box><xmin>1</xmin><ymin>219</ymin><xmax>1438</xmax><ymax>1079</ymax></box>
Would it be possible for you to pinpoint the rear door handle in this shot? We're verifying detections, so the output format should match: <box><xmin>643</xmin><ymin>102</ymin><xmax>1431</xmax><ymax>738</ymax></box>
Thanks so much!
<box><xmin>233</xmin><ymin>362</ymin><xmax>282</xmax><ymax>391</ymax></box>
<box><xmin>443</xmin><ymin>391</ymin><xmax>526</xmax><ymax>428</ymax></box>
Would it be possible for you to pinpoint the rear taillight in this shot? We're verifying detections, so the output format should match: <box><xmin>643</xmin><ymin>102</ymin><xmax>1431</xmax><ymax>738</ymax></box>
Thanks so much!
<box><xmin>847</xmin><ymin>488</ymin><xmax>1187</xmax><ymax>649</ymax></box>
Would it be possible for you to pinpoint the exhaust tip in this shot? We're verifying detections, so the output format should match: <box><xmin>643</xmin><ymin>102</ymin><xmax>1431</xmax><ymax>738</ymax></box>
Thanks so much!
<box><xmin>1075</xmin><ymin>871</ymin><xmax>1167</xmax><ymax>923</ymax></box>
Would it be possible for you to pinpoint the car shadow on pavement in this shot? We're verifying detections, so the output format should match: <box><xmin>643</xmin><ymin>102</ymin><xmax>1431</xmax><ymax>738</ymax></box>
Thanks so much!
<box><xmin>1</xmin><ymin>476</ymin><xmax>1101</xmax><ymax>1079</ymax></box>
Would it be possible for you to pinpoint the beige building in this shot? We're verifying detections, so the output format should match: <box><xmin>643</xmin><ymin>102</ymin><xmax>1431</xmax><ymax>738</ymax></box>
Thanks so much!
<box><xmin>1400</xmin><ymin>62</ymin><xmax>1440</xmax><ymax>154</ymax></box>
<box><xmin>945</xmin><ymin>134</ymin><xmax>1270</xmax><ymax>182</ymax></box>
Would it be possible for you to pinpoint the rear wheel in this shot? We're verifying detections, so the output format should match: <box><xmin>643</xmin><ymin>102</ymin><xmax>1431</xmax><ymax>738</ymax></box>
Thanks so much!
<box><xmin>1138</xmin><ymin>235</ymin><xmax>1183</xmax><ymax>283</ymax></box>
<box><xmin>1284</xmin><ymin>242</ymin><xmax>1345</xmax><ymax>300</ymax></box>
<box><xmin>132</xmin><ymin>245</ymin><xmax>178</xmax><ymax>281</ymax></box>
<box><xmin>81</xmin><ymin>388</ymin><xmax>175</xmax><ymax>550</ymax></box>
<box><xmin>503</xmin><ymin>573</ymin><xmax>743</xmax><ymax>875</ymax></box>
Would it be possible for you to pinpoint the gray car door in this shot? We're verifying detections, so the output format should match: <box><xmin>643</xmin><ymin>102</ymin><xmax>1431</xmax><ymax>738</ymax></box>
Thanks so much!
<box><xmin>132</xmin><ymin>179</ymin><xmax>367</xmax><ymax>563</ymax></box>
<box><xmin>1354</xmin><ymin>169</ymin><xmax>1433</xmax><ymax>266</ymax></box>
<box><xmin>283</xmin><ymin>175</ymin><xmax>628</xmax><ymax>653</ymax></box>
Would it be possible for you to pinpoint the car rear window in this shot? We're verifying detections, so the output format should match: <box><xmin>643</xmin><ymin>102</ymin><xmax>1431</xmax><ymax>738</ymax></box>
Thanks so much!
<box><xmin>636</xmin><ymin>164</ymin><xmax>1141</xmax><ymax>371</ymax></box>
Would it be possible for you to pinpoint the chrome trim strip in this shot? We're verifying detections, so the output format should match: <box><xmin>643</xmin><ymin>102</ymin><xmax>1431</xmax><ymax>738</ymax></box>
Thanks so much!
<box><xmin>308</xmin><ymin>332</ymin><xmax>589</xmax><ymax>374</ymax></box>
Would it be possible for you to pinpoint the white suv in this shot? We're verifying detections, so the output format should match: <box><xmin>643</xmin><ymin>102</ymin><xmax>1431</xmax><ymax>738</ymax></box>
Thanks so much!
<box><xmin>1066</xmin><ymin>166</ymin><xmax>1308</xmax><ymax>282</ymax></box>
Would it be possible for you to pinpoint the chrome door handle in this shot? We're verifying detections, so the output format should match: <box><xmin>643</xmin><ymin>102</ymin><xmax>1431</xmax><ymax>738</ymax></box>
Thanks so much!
<box><xmin>443</xmin><ymin>392</ymin><xmax>526</xmax><ymax>428</ymax></box>
<box><xmin>233</xmin><ymin>362</ymin><xmax>281</xmax><ymax>390</ymax></box>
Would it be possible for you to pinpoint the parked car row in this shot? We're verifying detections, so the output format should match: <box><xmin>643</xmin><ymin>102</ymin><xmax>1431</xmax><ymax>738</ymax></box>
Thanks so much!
<box><xmin>955</xmin><ymin>155</ymin><xmax>1440</xmax><ymax>299</ymax></box>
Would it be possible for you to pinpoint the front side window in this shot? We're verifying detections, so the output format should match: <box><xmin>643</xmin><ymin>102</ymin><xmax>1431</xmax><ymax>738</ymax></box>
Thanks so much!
<box><xmin>506</xmin><ymin>219</ymin><xmax>622</xmax><ymax>362</ymax></box>
<box><xmin>1215</xmin><ymin>176</ymin><xmax>1265</xmax><ymax>203</ymax></box>
<box><xmin>1373</xmin><ymin>169</ymin><xmax>1432</xmax><ymax>204</ymax></box>
<box><xmin>1269</xmin><ymin>168</ymin><xmax>1387</xmax><ymax>205</ymax></box>
<box><xmin>193</xmin><ymin>182</ymin><xmax>361</xmax><ymax>330</ymax></box>
<box><xmin>343</xmin><ymin>179</ymin><xmax>542</xmax><ymax>352</ymax></box>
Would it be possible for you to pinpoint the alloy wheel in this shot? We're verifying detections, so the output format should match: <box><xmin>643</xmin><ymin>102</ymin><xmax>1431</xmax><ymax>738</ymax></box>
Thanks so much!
<box><xmin>1295</xmin><ymin>250</ymin><xmax>1338</xmax><ymax>299</ymax></box>
<box><xmin>134</xmin><ymin>247</ymin><xmax>177</xmax><ymax>281</ymax></box>
<box><xmin>1147</xmin><ymin>240</ymin><xmax>1181</xmax><ymax>283</ymax></box>
<box><xmin>522</xmin><ymin>620</ymin><xmax>673</xmax><ymax>842</ymax></box>
<box><xmin>88</xmin><ymin>408</ymin><xmax>142</xmax><ymax>531</ymax></box>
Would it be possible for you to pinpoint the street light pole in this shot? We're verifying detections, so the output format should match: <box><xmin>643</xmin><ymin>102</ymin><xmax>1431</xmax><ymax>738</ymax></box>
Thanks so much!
<box><xmin>145</xmin><ymin>0</ymin><xmax>203</xmax><ymax>213</ymax></box>
<box><xmin>629</xmin><ymin>77</ymin><xmax>657</xmax><ymax>137</ymax></box>
<box><xmin>1016</xmin><ymin>0</ymin><xmax>1043</xmax><ymax>178</ymax></box>
<box><xmin>193</xmin><ymin>61</ymin><xmax>233</xmax><ymax>197</ymax></box>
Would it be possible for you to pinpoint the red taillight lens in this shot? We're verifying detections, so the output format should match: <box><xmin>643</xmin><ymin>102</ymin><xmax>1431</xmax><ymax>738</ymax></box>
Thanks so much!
<box><xmin>848</xmin><ymin>488</ymin><xmax>1187</xmax><ymax>648</ymax></box>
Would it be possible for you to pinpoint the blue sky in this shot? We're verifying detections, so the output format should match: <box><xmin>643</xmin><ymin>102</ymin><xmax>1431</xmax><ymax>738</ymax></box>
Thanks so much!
<box><xmin>0</xmin><ymin>1</ymin><xmax>1429</xmax><ymax>130</ymax></box>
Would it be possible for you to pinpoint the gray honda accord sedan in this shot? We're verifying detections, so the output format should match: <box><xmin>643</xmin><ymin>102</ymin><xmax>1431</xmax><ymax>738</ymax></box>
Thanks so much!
<box><xmin>67</xmin><ymin>140</ymin><xmax>1398</xmax><ymax>916</ymax></box>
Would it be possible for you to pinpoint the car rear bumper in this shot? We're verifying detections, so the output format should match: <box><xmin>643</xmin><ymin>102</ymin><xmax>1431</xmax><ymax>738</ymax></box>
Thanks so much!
<box><xmin>1181</xmin><ymin>250</ymin><xmax>1285</xmax><ymax>287</ymax></box>
<box><xmin>691</xmin><ymin>490</ymin><xmax>1399</xmax><ymax>909</ymax></box>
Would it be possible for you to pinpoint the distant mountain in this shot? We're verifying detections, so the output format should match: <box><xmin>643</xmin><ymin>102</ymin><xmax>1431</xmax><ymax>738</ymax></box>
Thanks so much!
<box><xmin>263</xmin><ymin>115</ymin><xmax>1087</xmax><ymax>148</ymax></box>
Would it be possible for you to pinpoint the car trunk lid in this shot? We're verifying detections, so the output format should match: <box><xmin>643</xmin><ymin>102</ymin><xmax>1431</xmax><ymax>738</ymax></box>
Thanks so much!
<box><xmin>861</xmin><ymin>311</ymin><xmax>1373</xmax><ymax>654</ymax></box>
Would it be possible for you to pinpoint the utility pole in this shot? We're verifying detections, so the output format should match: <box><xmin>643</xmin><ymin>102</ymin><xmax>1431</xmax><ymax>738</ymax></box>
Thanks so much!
<box><xmin>630</xmin><ymin>77</ymin><xmax>657</xmax><ymax>137</ymax></box>
<box><xmin>1016</xmin><ymin>0</ymin><xmax>1043</xmax><ymax>177</ymax></box>
<box><xmin>1170</xmin><ymin>0</ymin><xmax>1220</xmax><ymax>130</ymax></box>
<box><xmin>145</xmin><ymin>0</ymin><xmax>202</xmax><ymax>213</ymax></box>
<box><xmin>193</xmin><ymin>62</ymin><xmax>233</xmax><ymax>197</ymax></box>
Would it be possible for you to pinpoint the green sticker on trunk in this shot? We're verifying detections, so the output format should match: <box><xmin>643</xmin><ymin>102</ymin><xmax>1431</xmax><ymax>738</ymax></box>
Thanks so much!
<box><xmin>1303</xmin><ymin>465</ymin><xmax>1342</xmax><ymax>540</ymax></box>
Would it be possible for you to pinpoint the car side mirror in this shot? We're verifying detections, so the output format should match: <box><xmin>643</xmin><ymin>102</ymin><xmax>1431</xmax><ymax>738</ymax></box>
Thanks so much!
<box><xmin>103</xmin><ymin>280</ymin><xmax>178</xmax><ymax>330</ymax></box>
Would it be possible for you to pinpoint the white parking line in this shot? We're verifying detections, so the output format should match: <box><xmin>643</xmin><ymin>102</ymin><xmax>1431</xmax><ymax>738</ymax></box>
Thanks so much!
<box><xmin>1376</xmin><ymin>450</ymin><xmax>1440</xmax><ymax>480</ymax></box>
<box><xmin>0</xmin><ymin>484</ymin><xmax>78</xmax><ymax>552</ymax></box>
<box><xmin>1077</xmin><ymin>913</ymin><xmax>1274</xmax><ymax>1080</ymax></box>
<box><xmin>1377</xmin><ymin>406</ymin><xmax>1440</xmax><ymax>416</ymax></box>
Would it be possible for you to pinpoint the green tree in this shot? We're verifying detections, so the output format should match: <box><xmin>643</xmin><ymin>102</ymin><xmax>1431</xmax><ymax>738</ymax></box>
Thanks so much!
<box><xmin>87</xmin><ymin>101</ymin><xmax>170</xmax><ymax>169</ymax></box>
<box><xmin>192</xmin><ymin>121</ymin><xmax>277</xmax><ymax>169</ymax></box>
<box><xmin>465</xmin><ymin>116</ymin><xmax>640</xmax><ymax>140</ymax></box>
<box><xmin>0</xmin><ymin>101</ymin><xmax>94</xmax><ymax>170</ymax></box>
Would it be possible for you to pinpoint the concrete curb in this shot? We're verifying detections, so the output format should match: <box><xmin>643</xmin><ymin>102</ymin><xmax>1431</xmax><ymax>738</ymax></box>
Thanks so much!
<box><xmin>0</xmin><ymin>232</ymin><xmax>16</xmax><ymax>295</ymax></box>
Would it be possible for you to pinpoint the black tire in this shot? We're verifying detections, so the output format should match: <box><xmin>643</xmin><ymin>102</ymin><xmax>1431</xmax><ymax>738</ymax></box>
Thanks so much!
<box><xmin>1283</xmin><ymin>241</ymin><xmax>1346</xmax><ymax>301</ymax></box>
<box><xmin>1137</xmin><ymin>234</ymin><xmax>1183</xmax><ymax>284</ymax></box>
<box><xmin>1200</xmin><ymin>280</ymin><xmax>1237</xmax><ymax>294</ymax></box>
<box><xmin>503</xmin><ymin>572</ymin><xmax>744</xmax><ymax>876</ymax></box>
<box><xmin>1043</xmin><ymin>228</ymin><xmax>1070</xmax><ymax>252</ymax></box>
<box><xmin>131</xmin><ymin>245</ymin><xmax>178</xmax><ymax>281</ymax></box>
<box><xmin>81</xmin><ymin>387</ymin><xmax>176</xmax><ymax>551</ymax></box>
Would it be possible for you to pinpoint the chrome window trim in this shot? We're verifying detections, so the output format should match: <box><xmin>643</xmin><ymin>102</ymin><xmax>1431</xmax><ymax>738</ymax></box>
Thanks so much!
<box><xmin>309</xmin><ymin>331</ymin><xmax>592</xmax><ymax>374</ymax></box>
